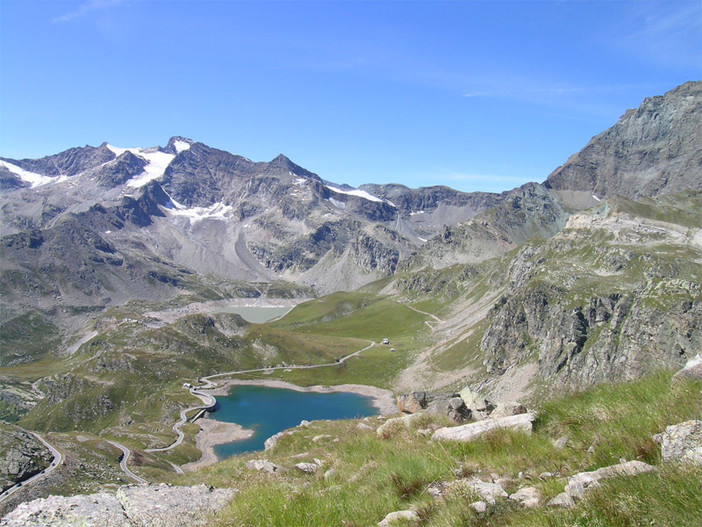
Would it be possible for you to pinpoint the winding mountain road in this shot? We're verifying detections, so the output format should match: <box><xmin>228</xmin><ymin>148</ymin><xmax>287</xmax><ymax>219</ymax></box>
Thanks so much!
<box><xmin>105</xmin><ymin>440</ymin><xmax>147</xmax><ymax>484</ymax></box>
<box><xmin>0</xmin><ymin>433</ymin><xmax>63</xmax><ymax>504</ymax></box>
<box><xmin>145</xmin><ymin>389</ymin><xmax>216</xmax><ymax>454</ymax></box>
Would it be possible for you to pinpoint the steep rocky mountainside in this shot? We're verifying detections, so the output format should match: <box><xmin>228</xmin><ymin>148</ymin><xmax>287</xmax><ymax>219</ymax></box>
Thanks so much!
<box><xmin>0</xmin><ymin>424</ymin><xmax>51</xmax><ymax>493</ymax></box>
<box><xmin>545</xmin><ymin>81</ymin><xmax>702</xmax><ymax>209</ymax></box>
<box><xmin>388</xmin><ymin>190</ymin><xmax>702</xmax><ymax>401</ymax></box>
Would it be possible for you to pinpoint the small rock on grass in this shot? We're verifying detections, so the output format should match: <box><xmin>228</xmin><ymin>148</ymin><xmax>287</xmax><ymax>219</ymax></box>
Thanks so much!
<box><xmin>378</xmin><ymin>510</ymin><xmax>420</xmax><ymax>526</ymax></box>
<box><xmin>547</xmin><ymin>492</ymin><xmax>575</xmax><ymax>508</ymax></box>
<box><xmin>509</xmin><ymin>486</ymin><xmax>540</xmax><ymax>508</ymax></box>
<box><xmin>245</xmin><ymin>459</ymin><xmax>283</xmax><ymax>474</ymax></box>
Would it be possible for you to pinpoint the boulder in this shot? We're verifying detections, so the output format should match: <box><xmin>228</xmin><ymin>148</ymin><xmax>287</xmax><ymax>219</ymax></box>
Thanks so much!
<box><xmin>655</xmin><ymin>420</ymin><xmax>702</xmax><ymax>465</ymax></box>
<box><xmin>396</xmin><ymin>392</ymin><xmax>471</xmax><ymax>423</ymax></box>
<box><xmin>490</xmin><ymin>401</ymin><xmax>527</xmax><ymax>419</ymax></box>
<box><xmin>451</xmin><ymin>478</ymin><xmax>507</xmax><ymax>504</ymax></box>
<box><xmin>396</xmin><ymin>392</ymin><xmax>426</xmax><ymax>414</ymax></box>
<box><xmin>470</xmin><ymin>501</ymin><xmax>487</xmax><ymax>513</ymax></box>
<box><xmin>294</xmin><ymin>460</ymin><xmax>322</xmax><ymax>474</ymax></box>
<box><xmin>509</xmin><ymin>486</ymin><xmax>540</xmax><ymax>508</ymax></box>
<box><xmin>565</xmin><ymin>460</ymin><xmax>656</xmax><ymax>500</ymax></box>
<box><xmin>378</xmin><ymin>510</ymin><xmax>420</xmax><ymax>526</ymax></box>
<box><xmin>458</xmin><ymin>387</ymin><xmax>495</xmax><ymax>420</ymax></box>
<box><xmin>245</xmin><ymin>459</ymin><xmax>283</xmax><ymax>474</ymax></box>
<box><xmin>547</xmin><ymin>492</ymin><xmax>575</xmax><ymax>508</ymax></box>
<box><xmin>673</xmin><ymin>355</ymin><xmax>702</xmax><ymax>383</ymax></box>
<box><xmin>432</xmin><ymin>413</ymin><xmax>536</xmax><ymax>442</ymax></box>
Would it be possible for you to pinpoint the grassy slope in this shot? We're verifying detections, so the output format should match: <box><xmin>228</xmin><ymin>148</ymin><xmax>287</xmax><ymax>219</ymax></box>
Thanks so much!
<box><xmin>176</xmin><ymin>372</ymin><xmax>702</xmax><ymax>527</ymax></box>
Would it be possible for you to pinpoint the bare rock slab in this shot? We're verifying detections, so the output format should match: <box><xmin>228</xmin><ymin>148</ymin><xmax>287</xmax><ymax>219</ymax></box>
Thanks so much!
<box><xmin>565</xmin><ymin>460</ymin><xmax>655</xmax><ymax>500</ymax></box>
<box><xmin>655</xmin><ymin>420</ymin><xmax>702</xmax><ymax>465</ymax></box>
<box><xmin>432</xmin><ymin>413</ymin><xmax>536</xmax><ymax>442</ymax></box>
<box><xmin>1</xmin><ymin>484</ymin><xmax>236</xmax><ymax>527</ymax></box>
<box><xmin>378</xmin><ymin>510</ymin><xmax>420</xmax><ymax>526</ymax></box>
<box><xmin>672</xmin><ymin>355</ymin><xmax>702</xmax><ymax>383</ymax></box>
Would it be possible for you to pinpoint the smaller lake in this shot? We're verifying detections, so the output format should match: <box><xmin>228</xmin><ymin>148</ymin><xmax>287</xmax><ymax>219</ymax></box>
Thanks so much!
<box><xmin>212</xmin><ymin>385</ymin><xmax>378</xmax><ymax>458</ymax></box>
<box><xmin>212</xmin><ymin>306</ymin><xmax>292</xmax><ymax>324</ymax></box>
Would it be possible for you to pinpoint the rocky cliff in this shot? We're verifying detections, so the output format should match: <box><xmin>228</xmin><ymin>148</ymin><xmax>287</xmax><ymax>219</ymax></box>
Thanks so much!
<box><xmin>0</xmin><ymin>424</ymin><xmax>51</xmax><ymax>493</ymax></box>
<box><xmin>545</xmin><ymin>81</ymin><xmax>702</xmax><ymax>209</ymax></box>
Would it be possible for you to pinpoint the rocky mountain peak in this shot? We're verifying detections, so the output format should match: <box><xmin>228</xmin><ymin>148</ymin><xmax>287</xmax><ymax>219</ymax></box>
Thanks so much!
<box><xmin>544</xmin><ymin>81</ymin><xmax>702</xmax><ymax>209</ymax></box>
<box><xmin>161</xmin><ymin>136</ymin><xmax>195</xmax><ymax>155</ymax></box>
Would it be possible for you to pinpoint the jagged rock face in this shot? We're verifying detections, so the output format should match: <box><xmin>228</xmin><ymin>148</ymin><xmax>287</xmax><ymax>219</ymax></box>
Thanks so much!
<box><xmin>1</xmin><ymin>143</ymin><xmax>116</xmax><ymax>179</ymax></box>
<box><xmin>545</xmin><ymin>81</ymin><xmax>702</xmax><ymax>209</ymax></box>
<box><xmin>0</xmin><ymin>424</ymin><xmax>51</xmax><ymax>493</ymax></box>
<box><xmin>1</xmin><ymin>483</ymin><xmax>236</xmax><ymax>527</ymax></box>
<box><xmin>479</xmin><ymin>193</ymin><xmax>702</xmax><ymax>392</ymax></box>
<box><xmin>409</xmin><ymin>183</ymin><xmax>570</xmax><ymax>270</ymax></box>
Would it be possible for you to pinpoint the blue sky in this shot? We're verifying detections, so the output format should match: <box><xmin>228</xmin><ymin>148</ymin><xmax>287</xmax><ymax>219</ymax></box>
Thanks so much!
<box><xmin>1</xmin><ymin>1</ymin><xmax>700</xmax><ymax>193</ymax></box>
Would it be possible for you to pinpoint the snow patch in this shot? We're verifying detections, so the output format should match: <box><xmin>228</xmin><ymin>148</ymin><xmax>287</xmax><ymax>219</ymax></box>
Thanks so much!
<box><xmin>167</xmin><ymin>201</ymin><xmax>233</xmax><ymax>222</ymax></box>
<box><xmin>106</xmin><ymin>144</ymin><xmax>130</xmax><ymax>156</ymax></box>
<box><xmin>410</xmin><ymin>210</ymin><xmax>425</xmax><ymax>216</ymax></box>
<box><xmin>0</xmin><ymin>160</ymin><xmax>58</xmax><ymax>187</ymax></box>
<box><xmin>127</xmin><ymin>150</ymin><xmax>175</xmax><ymax>188</ymax></box>
<box><xmin>294</xmin><ymin>177</ymin><xmax>307</xmax><ymax>186</ymax></box>
<box><xmin>418</xmin><ymin>237</ymin><xmax>427</xmax><ymax>242</ymax></box>
<box><xmin>592</xmin><ymin>194</ymin><xmax>601</xmax><ymax>202</ymax></box>
<box><xmin>173</xmin><ymin>140</ymin><xmax>192</xmax><ymax>154</ymax></box>
<box><xmin>326</xmin><ymin>184</ymin><xmax>383</xmax><ymax>203</ymax></box>
<box><xmin>328</xmin><ymin>197</ymin><xmax>346</xmax><ymax>209</ymax></box>
<box><xmin>106</xmin><ymin>145</ymin><xmax>176</xmax><ymax>188</ymax></box>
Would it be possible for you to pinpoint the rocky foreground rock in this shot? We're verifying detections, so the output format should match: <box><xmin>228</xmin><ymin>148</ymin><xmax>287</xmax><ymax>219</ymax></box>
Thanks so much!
<box><xmin>0</xmin><ymin>484</ymin><xmax>236</xmax><ymax>527</ymax></box>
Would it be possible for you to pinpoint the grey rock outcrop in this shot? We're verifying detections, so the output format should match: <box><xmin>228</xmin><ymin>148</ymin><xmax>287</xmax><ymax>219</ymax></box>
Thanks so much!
<box><xmin>396</xmin><ymin>391</ymin><xmax>471</xmax><ymax>423</ymax></box>
<box><xmin>378</xmin><ymin>510</ymin><xmax>420</xmax><ymax>526</ymax></box>
<box><xmin>0</xmin><ymin>425</ymin><xmax>51</xmax><ymax>493</ymax></box>
<box><xmin>432</xmin><ymin>413</ymin><xmax>536</xmax><ymax>442</ymax></box>
<box><xmin>451</xmin><ymin>478</ymin><xmax>508</xmax><ymax>504</ymax></box>
<box><xmin>1</xmin><ymin>483</ymin><xmax>236</xmax><ymax>527</ymax></box>
<box><xmin>672</xmin><ymin>355</ymin><xmax>702</xmax><ymax>384</ymax></box>
<box><xmin>509</xmin><ymin>486</ymin><xmax>540</xmax><ymax>508</ymax></box>
<box><xmin>564</xmin><ymin>460</ymin><xmax>655</xmax><ymax>501</ymax></box>
<box><xmin>654</xmin><ymin>420</ymin><xmax>702</xmax><ymax>465</ymax></box>
<box><xmin>245</xmin><ymin>459</ymin><xmax>283</xmax><ymax>474</ymax></box>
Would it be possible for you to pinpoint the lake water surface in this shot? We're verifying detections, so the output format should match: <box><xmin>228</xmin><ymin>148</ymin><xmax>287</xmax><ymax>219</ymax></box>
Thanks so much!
<box><xmin>213</xmin><ymin>385</ymin><xmax>378</xmax><ymax>458</ymax></box>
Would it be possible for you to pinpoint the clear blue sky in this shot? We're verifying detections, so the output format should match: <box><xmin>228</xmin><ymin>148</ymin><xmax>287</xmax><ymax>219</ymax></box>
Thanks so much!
<box><xmin>1</xmin><ymin>1</ymin><xmax>700</xmax><ymax>193</ymax></box>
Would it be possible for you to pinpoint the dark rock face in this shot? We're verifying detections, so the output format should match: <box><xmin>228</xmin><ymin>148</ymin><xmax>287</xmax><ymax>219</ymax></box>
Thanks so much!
<box><xmin>545</xmin><ymin>81</ymin><xmax>702</xmax><ymax>208</ymax></box>
<box><xmin>478</xmin><ymin>195</ymin><xmax>702</xmax><ymax>392</ymax></box>
<box><xmin>1</xmin><ymin>143</ymin><xmax>116</xmax><ymax>178</ymax></box>
<box><xmin>93</xmin><ymin>151</ymin><xmax>147</xmax><ymax>188</ymax></box>
<box><xmin>0</xmin><ymin>424</ymin><xmax>51</xmax><ymax>493</ymax></box>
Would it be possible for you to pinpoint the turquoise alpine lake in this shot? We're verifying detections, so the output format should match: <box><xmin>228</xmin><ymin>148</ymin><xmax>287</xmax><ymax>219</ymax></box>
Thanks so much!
<box><xmin>212</xmin><ymin>385</ymin><xmax>378</xmax><ymax>458</ymax></box>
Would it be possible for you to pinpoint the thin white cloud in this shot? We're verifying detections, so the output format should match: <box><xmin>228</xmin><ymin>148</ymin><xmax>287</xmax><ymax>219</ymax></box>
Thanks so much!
<box><xmin>610</xmin><ymin>2</ymin><xmax>701</xmax><ymax>70</ymax></box>
<box><xmin>52</xmin><ymin>0</ymin><xmax>123</xmax><ymax>23</ymax></box>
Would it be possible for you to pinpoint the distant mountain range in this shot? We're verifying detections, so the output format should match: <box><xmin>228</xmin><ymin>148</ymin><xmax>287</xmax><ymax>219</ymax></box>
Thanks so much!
<box><xmin>1</xmin><ymin>81</ymin><xmax>700</xmax><ymax>368</ymax></box>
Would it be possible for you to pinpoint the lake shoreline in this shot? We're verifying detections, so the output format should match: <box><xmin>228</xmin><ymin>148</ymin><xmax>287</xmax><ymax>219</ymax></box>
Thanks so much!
<box><xmin>188</xmin><ymin>380</ymin><xmax>397</xmax><ymax>469</ymax></box>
